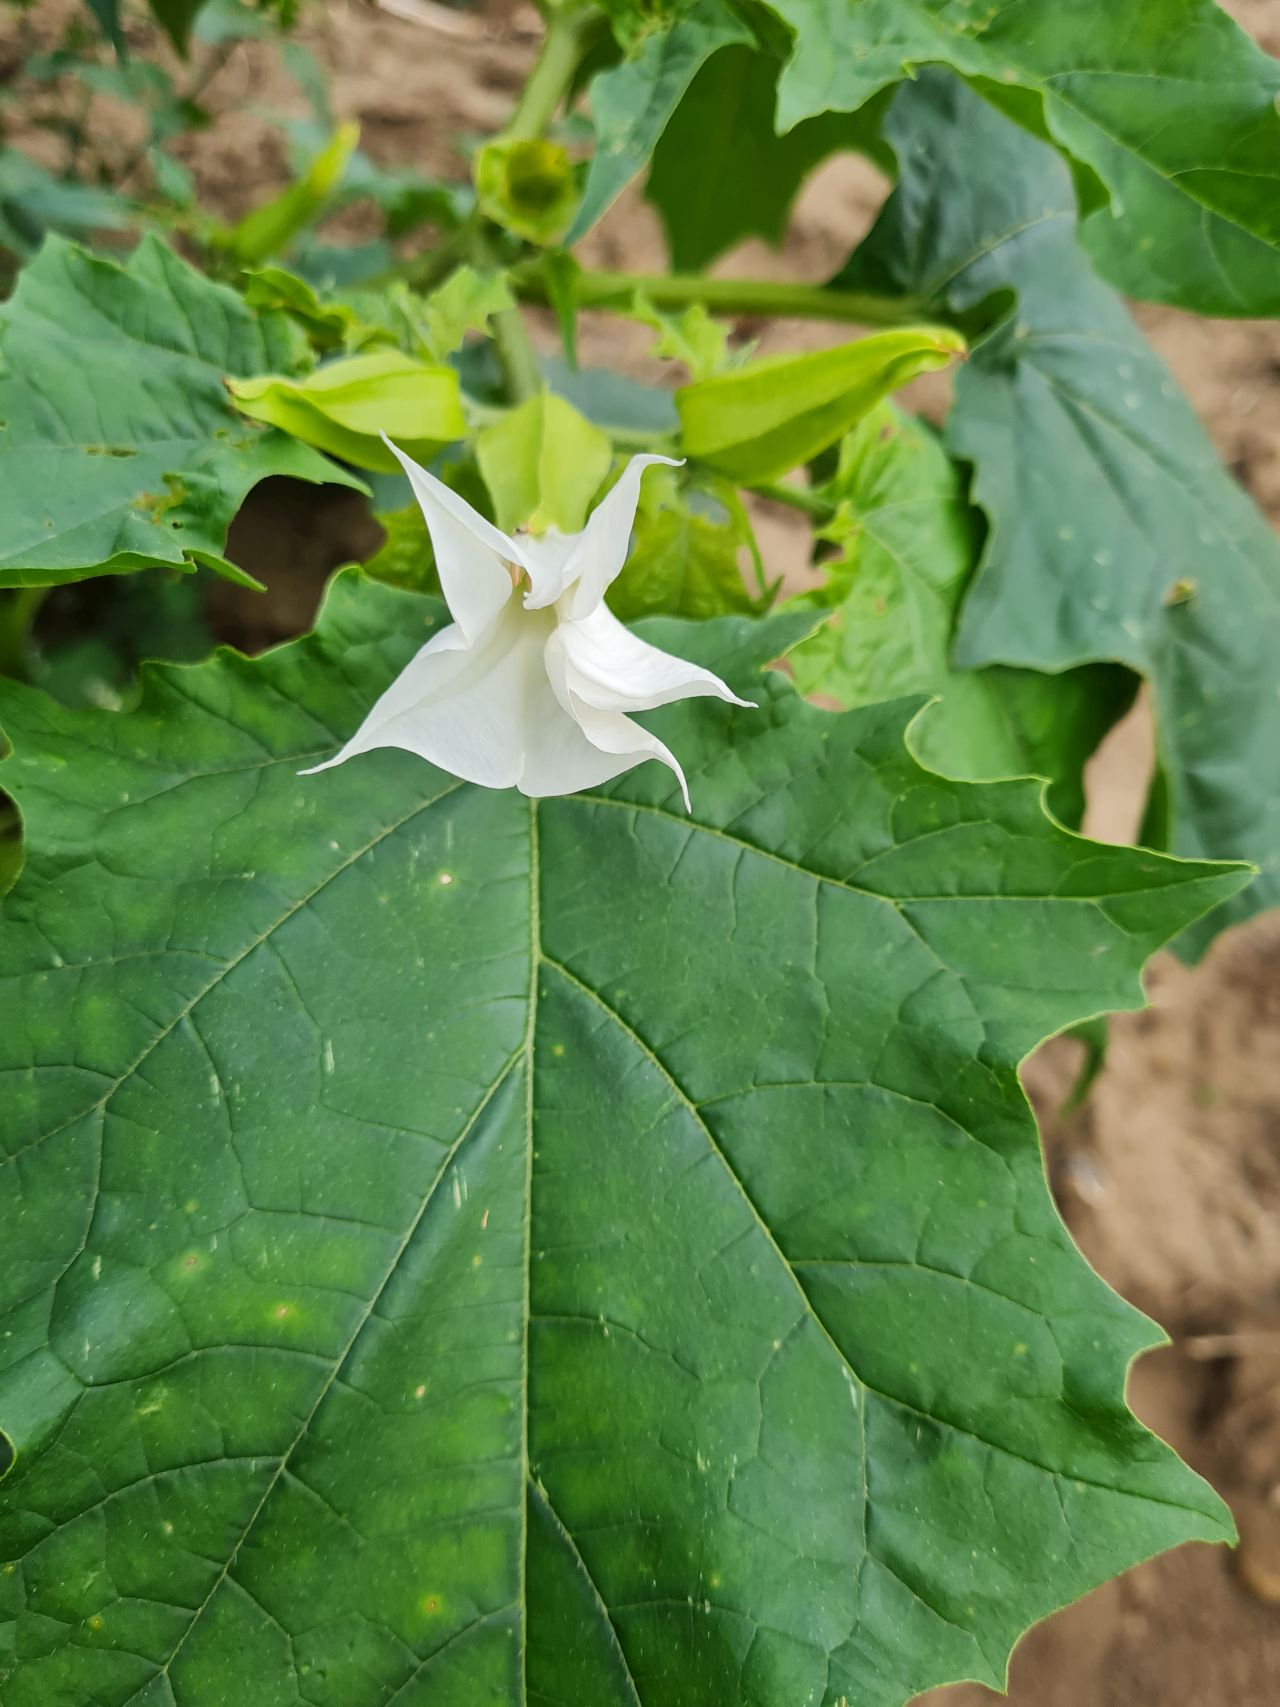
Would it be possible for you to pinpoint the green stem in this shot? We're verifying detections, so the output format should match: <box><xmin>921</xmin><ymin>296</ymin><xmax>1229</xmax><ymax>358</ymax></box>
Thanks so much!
<box><xmin>0</xmin><ymin>587</ymin><xmax>47</xmax><ymax>682</ymax></box>
<box><xmin>484</xmin><ymin>5</ymin><xmax>600</xmax><ymax>403</ymax></box>
<box><xmin>490</xmin><ymin>303</ymin><xmax>543</xmax><ymax>402</ymax></box>
<box><xmin>504</xmin><ymin>4</ymin><xmax>599</xmax><ymax>142</ymax></box>
<box><xmin>748</xmin><ymin>480</ymin><xmax>835</xmax><ymax>524</ymax></box>
<box><xmin>514</xmin><ymin>263</ymin><xmax>926</xmax><ymax>328</ymax></box>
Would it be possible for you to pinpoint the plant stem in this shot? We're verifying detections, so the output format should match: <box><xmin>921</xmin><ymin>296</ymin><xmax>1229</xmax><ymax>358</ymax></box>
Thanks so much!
<box><xmin>0</xmin><ymin>588</ymin><xmax>47</xmax><ymax>682</ymax></box>
<box><xmin>490</xmin><ymin>301</ymin><xmax>544</xmax><ymax>402</ymax></box>
<box><xmin>747</xmin><ymin>480</ymin><xmax>835</xmax><ymax>524</ymax></box>
<box><xmin>484</xmin><ymin>5</ymin><xmax>600</xmax><ymax>402</ymax></box>
<box><xmin>504</xmin><ymin>4</ymin><xmax>599</xmax><ymax>142</ymax></box>
<box><xmin>513</xmin><ymin>263</ymin><xmax>926</xmax><ymax>328</ymax></box>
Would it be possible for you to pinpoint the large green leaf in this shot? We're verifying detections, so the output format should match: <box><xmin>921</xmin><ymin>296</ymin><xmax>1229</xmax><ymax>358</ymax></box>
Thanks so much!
<box><xmin>567</xmin><ymin>0</ymin><xmax>752</xmax><ymax>242</ymax></box>
<box><xmin>789</xmin><ymin>405</ymin><xmax>1135</xmax><ymax>827</ymax></box>
<box><xmin>838</xmin><ymin>72</ymin><xmax>1280</xmax><ymax>957</ymax></box>
<box><xmin>762</xmin><ymin>0</ymin><xmax>1280</xmax><ymax>314</ymax></box>
<box><xmin>0</xmin><ymin>571</ymin><xmax>1248</xmax><ymax>1705</ymax></box>
<box><xmin>0</xmin><ymin>237</ymin><xmax>363</xmax><ymax>590</ymax></box>
<box><xmin>646</xmin><ymin>44</ymin><xmax>880</xmax><ymax>270</ymax></box>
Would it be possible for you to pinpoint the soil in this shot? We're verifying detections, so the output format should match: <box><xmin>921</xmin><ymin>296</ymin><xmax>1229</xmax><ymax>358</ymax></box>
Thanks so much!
<box><xmin>4</xmin><ymin>2</ymin><xmax>1280</xmax><ymax>1700</ymax></box>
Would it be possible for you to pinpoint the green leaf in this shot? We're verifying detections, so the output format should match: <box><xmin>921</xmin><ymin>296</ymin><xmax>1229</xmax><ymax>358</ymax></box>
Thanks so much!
<box><xmin>229</xmin><ymin>350</ymin><xmax>468</xmax><ymax>474</ymax></box>
<box><xmin>476</xmin><ymin>392</ymin><xmax>613</xmax><ymax>534</ymax></box>
<box><xmin>647</xmin><ymin>43</ymin><xmax>882</xmax><ymax>270</ymax></box>
<box><xmin>542</xmin><ymin>354</ymin><xmax>680</xmax><ymax>438</ymax></box>
<box><xmin>568</xmin><ymin>0</ymin><xmax>752</xmax><ymax>243</ymax></box>
<box><xmin>762</xmin><ymin>0</ymin><xmax>1280</xmax><ymax>315</ymax></box>
<box><xmin>0</xmin><ymin>237</ymin><xmax>361</xmax><ymax>591</ymax></box>
<box><xmin>241</xmin><ymin>265</ymin><xmax>369</xmax><ymax>351</ymax></box>
<box><xmin>631</xmin><ymin>294</ymin><xmax>737</xmax><ymax>381</ymax></box>
<box><xmin>0</xmin><ymin>570</ymin><xmax>1249</xmax><ymax>1705</ymax></box>
<box><xmin>81</xmin><ymin>0</ymin><xmax>125</xmax><ymax>52</ymax></box>
<box><xmin>677</xmin><ymin>325</ymin><xmax>965</xmax><ymax>483</ymax></box>
<box><xmin>0</xmin><ymin>147</ymin><xmax>134</xmax><ymax>258</ymax></box>
<box><xmin>419</xmin><ymin>266</ymin><xmax>517</xmax><ymax>363</ymax></box>
<box><xmin>475</xmin><ymin>139</ymin><xmax>579</xmax><ymax>246</ymax></box>
<box><xmin>363</xmin><ymin>503</ymin><xmax>439</xmax><ymax>593</ymax></box>
<box><xmin>788</xmin><ymin>406</ymin><xmax>1135</xmax><ymax>827</ymax></box>
<box><xmin>225</xmin><ymin>122</ymin><xmax>360</xmax><ymax>266</ymax></box>
<box><xmin>839</xmin><ymin>72</ymin><xmax>1280</xmax><ymax>957</ymax></box>
<box><xmin>608</xmin><ymin>464</ymin><xmax>758</xmax><ymax>620</ymax></box>
<box><xmin>148</xmin><ymin>0</ymin><xmax>211</xmax><ymax>56</ymax></box>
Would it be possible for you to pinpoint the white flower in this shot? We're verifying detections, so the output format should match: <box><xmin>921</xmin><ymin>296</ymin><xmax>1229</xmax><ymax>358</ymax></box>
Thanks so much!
<box><xmin>304</xmin><ymin>438</ymin><xmax>753</xmax><ymax>806</ymax></box>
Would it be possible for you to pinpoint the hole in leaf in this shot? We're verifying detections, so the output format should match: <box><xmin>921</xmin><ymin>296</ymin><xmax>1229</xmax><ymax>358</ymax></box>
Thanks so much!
<box><xmin>0</xmin><ymin>1426</ymin><xmax>14</xmax><ymax>1482</ymax></box>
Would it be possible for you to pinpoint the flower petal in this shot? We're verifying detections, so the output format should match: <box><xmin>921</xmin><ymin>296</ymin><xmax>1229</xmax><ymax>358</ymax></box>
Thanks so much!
<box><xmin>554</xmin><ymin>695</ymin><xmax>693</xmax><ymax>810</ymax></box>
<box><xmin>382</xmin><ymin>435</ymin><xmax>516</xmax><ymax>642</ymax></box>
<box><xmin>538</xmin><ymin>453</ymin><xmax>681</xmax><ymax>620</ymax></box>
<box><xmin>510</xmin><ymin>529</ymin><xmax>578</xmax><ymax>610</ymax></box>
<box><xmin>302</xmin><ymin>606</ymin><xmax>544</xmax><ymax>788</ymax></box>
<box><xmin>302</xmin><ymin>602</ymin><xmax>648</xmax><ymax>798</ymax></box>
<box><xmin>552</xmin><ymin>603</ymin><xmax>755</xmax><ymax>714</ymax></box>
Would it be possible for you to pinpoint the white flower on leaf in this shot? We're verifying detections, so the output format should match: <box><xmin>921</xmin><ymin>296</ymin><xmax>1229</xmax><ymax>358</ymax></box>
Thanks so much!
<box><xmin>304</xmin><ymin>438</ymin><xmax>753</xmax><ymax>806</ymax></box>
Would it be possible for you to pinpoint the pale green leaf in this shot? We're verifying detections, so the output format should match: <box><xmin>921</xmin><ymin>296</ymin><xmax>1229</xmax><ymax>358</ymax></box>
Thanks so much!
<box><xmin>762</xmin><ymin>0</ymin><xmax>1280</xmax><ymax>314</ymax></box>
<box><xmin>0</xmin><ymin>237</ymin><xmax>362</xmax><ymax>591</ymax></box>
<box><xmin>839</xmin><ymin>72</ymin><xmax>1280</xmax><ymax>956</ymax></box>
<box><xmin>0</xmin><ymin>571</ymin><xmax>1248</xmax><ymax>1705</ymax></box>
<box><xmin>226</xmin><ymin>123</ymin><xmax>361</xmax><ymax>266</ymax></box>
<box><xmin>631</xmin><ymin>294</ymin><xmax>737</xmax><ymax>382</ymax></box>
<box><xmin>788</xmin><ymin>405</ymin><xmax>1135</xmax><ymax>827</ymax></box>
<box><xmin>677</xmin><ymin>326</ymin><xmax>965</xmax><ymax>483</ymax></box>
<box><xmin>476</xmin><ymin>392</ymin><xmax>613</xmax><ymax>534</ymax></box>
<box><xmin>241</xmin><ymin>265</ymin><xmax>369</xmax><ymax>350</ymax></box>
<box><xmin>229</xmin><ymin>350</ymin><xmax>468</xmax><ymax>474</ymax></box>
<box><xmin>420</xmin><ymin>266</ymin><xmax>517</xmax><ymax>363</ymax></box>
<box><xmin>607</xmin><ymin>464</ymin><xmax>757</xmax><ymax>620</ymax></box>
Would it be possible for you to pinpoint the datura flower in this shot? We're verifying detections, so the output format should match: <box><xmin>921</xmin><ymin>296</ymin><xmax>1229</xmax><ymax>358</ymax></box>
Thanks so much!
<box><xmin>304</xmin><ymin>438</ymin><xmax>753</xmax><ymax>806</ymax></box>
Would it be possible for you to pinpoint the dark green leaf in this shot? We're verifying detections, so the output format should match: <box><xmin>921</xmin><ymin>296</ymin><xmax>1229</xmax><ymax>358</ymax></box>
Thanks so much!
<box><xmin>0</xmin><ymin>571</ymin><xmax>1249</xmax><ymax>1705</ymax></box>
<box><xmin>0</xmin><ymin>148</ymin><xmax>133</xmax><ymax>259</ymax></box>
<box><xmin>148</xmin><ymin>0</ymin><xmax>209</xmax><ymax>56</ymax></box>
<box><xmin>568</xmin><ymin>0</ymin><xmax>752</xmax><ymax>243</ymax></box>
<box><xmin>541</xmin><ymin>354</ymin><xmax>681</xmax><ymax>437</ymax></box>
<box><xmin>363</xmin><ymin>504</ymin><xmax>439</xmax><ymax>593</ymax></box>
<box><xmin>839</xmin><ymin>73</ymin><xmax>1278</xmax><ymax>956</ymax></box>
<box><xmin>81</xmin><ymin>0</ymin><xmax>125</xmax><ymax>53</ymax></box>
<box><xmin>788</xmin><ymin>406</ymin><xmax>1135</xmax><ymax>827</ymax></box>
<box><xmin>647</xmin><ymin>44</ymin><xmax>882</xmax><ymax>270</ymax></box>
<box><xmin>763</xmin><ymin>0</ymin><xmax>1280</xmax><ymax>314</ymax></box>
<box><xmin>0</xmin><ymin>237</ymin><xmax>363</xmax><ymax>590</ymax></box>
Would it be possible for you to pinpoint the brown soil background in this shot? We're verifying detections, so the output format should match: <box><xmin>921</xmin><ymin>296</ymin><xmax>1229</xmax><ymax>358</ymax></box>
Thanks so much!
<box><xmin>5</xmin><ymin>1</ymin><xmax>1280</xmax><ymax>1700</ymax></box>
